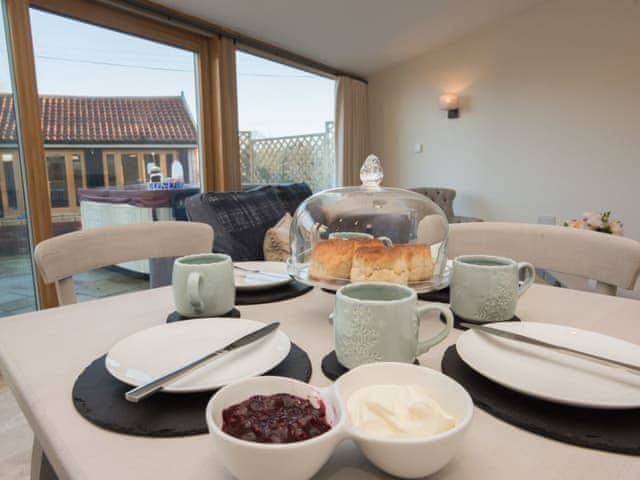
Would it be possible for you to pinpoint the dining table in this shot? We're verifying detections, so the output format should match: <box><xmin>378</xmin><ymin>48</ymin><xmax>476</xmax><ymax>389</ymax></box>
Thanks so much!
<box><xmin>0</xmin><ymin>279</ymin><xmax>639</xmax><ymax>480</ymax></box>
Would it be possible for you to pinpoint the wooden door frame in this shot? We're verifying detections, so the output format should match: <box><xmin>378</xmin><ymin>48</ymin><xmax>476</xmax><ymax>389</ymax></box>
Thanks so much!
<box><xmin>44</xmin><ymin>149</ymin><xmax>85</xmax><ymax>215</ymax></box>
<box><xmin>102</xmin><ymin>149</ymin><xmax>179</xmax><ymax>186</ymax></box>
<box><xmin>0</xmin><ymin>149</ymin><xmax>24</xmax><ymax>218</ymax></box>
<box><xmin>5</xmin><ymin>0</ymin><xmax>223</xmax><ymax>308</ymax></box>
<box><xmin>5</xmin><ymin>0</ymin><xmax>57</xmax><ymax>308</ymax></box>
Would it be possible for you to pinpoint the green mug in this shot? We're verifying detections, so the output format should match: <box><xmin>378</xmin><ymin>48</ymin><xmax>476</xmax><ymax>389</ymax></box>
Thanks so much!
<box><xmin>172</xmin><ymin>253</ymin><xmax>235</xmax><ymax>317</ymax></box>
<box><xmin>451</xmin><ymin>254</ymin><xmax>535</xmax><ymax>322</ymax></box>
<box><xmin>333</xmin><ymin>282</ymin><xmax>454</xmax><ymax>369</ymax></box>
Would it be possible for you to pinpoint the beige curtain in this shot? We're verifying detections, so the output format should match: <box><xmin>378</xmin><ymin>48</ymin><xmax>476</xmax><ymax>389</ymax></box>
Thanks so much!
<box><xmin>208</xmin><ymin>36</ymin><xmax>241</xmax><ymax>191</ymax></box>
<box><xmin>335</xmin><ymin>76</ymin><xmax>369</xmax><ymax>186</ymax></box>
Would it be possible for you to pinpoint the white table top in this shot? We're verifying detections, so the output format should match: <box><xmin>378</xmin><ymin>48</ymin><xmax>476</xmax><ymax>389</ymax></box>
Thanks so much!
<box><xmin>0</xmin><ymin>283</ymin><xmax>639</xmax><ymax>480</ymax></box>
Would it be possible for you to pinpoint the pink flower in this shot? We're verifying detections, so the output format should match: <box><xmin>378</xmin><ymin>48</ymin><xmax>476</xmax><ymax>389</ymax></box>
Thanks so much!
<box><xmin>585</xmin><ymin>213</ymin><xmax>604</xmax><ymax>229</ymax></box>
<box><xmin>610</xmin><ymin>221</ymin><xmax>624</xmax><ymax>236</ymax></box>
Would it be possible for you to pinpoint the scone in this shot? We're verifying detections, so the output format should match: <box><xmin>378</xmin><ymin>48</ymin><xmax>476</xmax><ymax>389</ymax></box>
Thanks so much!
<box><xmin>350</xmin><ymin>246</ymin><xmax>409</xmax><ymax>284</ymax></box>
<box><xmin>393</xmin><ymin>244</ymin><xmax>434</xmax><ymax>282</ymax></box>
<box><xmin>310</xmin><ymin>238</ymin><xmax>384</xmax><ymax>280</ymax></box>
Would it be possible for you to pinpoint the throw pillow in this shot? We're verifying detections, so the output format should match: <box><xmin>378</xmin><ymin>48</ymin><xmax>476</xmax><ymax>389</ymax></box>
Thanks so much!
<box><xmin>263</xmin><ymin>213</ymin><xmax>292</xmax><ymax>262</ymax></box>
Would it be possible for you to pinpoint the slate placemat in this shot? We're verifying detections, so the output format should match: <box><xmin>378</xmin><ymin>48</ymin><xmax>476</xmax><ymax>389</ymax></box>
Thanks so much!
<box><xmin>441</xmin><ymin>345</ymin><xmax>640</xmax><ymax>455</ymax></box>
<box><xmin>235</xmin><ymin>280</ymin><xmax>312</xmax><ymax>305</ymax></box>
<box><xmin>439</xmin><ymin>313</ymin><xmax>521</xmax><ymax>330</ymax></box>
<box><xmin>166</xmin><ymin>308</ymin><xmax>241</xmax><ymax>323</ymax></box>
<box><xmin>418</xmin><ymin>287</ymin><xmax>450</xmax><ymax>304</ymax></box>
<box><xmin>72</xmin><ymin>343</ymin><xmax>312</xmax><ymax>437</ymax></box>
<box><xmin>321</xmin><ymin>351</ymin><xmax>419</xmax><ymax>381</ymax></box>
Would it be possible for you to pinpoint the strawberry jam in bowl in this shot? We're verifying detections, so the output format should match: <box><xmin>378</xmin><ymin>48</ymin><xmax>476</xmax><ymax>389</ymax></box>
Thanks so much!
<box><xmin>206</xmin><ymin>376</ymin><xmax>345</xmax><ymax>480</ymax></box>
<box><xmin>222</xmin><ymin>393</ymin><xmax>332</xmax><ymax>443</ymax></box>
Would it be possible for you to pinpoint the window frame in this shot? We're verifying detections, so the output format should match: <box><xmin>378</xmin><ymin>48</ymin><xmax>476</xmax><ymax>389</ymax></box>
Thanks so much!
<box><xmin>44</xmin><ymin>149</ymin><xmax>86</xmax><ymax>214</ymax></box>
<box><xmin>5</xmin><ymin>0</ymin><xmax>219</xmax><ymax>308</ymax></box>
<box><xmin>0</xmin><ymin>149</ymin><xmax>24</xmax><ymax>217</ymax></box>
<box><xmin>101</xmin><ymin>149</ymin><xmax>179</xmax><ymax>186</ymax></box>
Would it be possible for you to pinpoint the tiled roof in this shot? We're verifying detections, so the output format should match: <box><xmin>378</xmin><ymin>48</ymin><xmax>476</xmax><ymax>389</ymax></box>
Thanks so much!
<box><xmin>0</xmin><ymin>94</ymin><xmax>197</xmax><ymax>145</ymax></box>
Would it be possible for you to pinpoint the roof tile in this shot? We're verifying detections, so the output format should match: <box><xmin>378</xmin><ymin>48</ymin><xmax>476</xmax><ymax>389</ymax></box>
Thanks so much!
<box><xmin>0</xmin><ymin>94</ymin><xmax>196</xmax><ymax>145</ymax></box>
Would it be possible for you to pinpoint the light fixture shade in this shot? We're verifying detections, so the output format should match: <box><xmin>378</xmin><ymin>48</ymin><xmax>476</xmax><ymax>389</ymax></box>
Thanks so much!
<box><xmin>439</xmin><ymin>93</ymin><xmax>459</xmax><ymax>111</ymax></box>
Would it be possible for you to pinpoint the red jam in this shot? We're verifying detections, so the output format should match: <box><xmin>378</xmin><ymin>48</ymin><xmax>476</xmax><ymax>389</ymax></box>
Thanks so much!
<box><xmin>221</xmin><ymin>393</ymin><xmax>332</xmax><ymax>443</ymax></box>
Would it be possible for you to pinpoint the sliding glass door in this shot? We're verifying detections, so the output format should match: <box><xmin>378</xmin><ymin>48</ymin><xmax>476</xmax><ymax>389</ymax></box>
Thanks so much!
<box><xmin>22</xmin><ymin>6</ymin><xmax>203</xmax><ymax>301</ymax></box>
<box><xmin>0</xmin><ymin>1</ymin><xmax>37</xmax><ymax>317</ymax></box>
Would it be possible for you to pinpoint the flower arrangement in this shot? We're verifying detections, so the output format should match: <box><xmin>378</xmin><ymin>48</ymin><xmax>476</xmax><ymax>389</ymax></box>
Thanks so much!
<box><xmin>564</xmin><ymin>211</ymin><xmax>623</xmax><ymax>236</ymax></box>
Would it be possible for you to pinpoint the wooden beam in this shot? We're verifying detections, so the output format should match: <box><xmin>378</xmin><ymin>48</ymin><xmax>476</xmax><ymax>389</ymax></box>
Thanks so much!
<box><xmin>5</xmin><ymin>0</ymin><xmax>58</xmax><ymax>309</ymax></box>
<box><xmin>98</xmin><ymin>0</ymin><xmax>367</xmax><ymax>84</ymax></box>
<box><xmin>31</xmin><ymin>0</ymin><xmax>204</xmax><ymax>52</ymax></box>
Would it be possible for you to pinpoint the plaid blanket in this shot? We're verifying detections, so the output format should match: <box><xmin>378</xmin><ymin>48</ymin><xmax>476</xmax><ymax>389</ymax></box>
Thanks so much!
<box><xmin>186</xmin><ymin>188</ymin><xmax>287</xmax><ymax>261</ymax></box>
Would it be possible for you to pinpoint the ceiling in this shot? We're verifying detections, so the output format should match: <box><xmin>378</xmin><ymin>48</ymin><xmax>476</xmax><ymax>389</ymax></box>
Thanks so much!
<box><xmin>155</xmin><ymin>0</ymin><xmax>546</xmax><ymax>77</ymax></box>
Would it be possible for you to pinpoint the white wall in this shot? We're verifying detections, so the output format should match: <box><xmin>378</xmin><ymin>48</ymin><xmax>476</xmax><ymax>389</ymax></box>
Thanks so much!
<box><xmin>368</xmin><ymin>0</ymin><xmax>640</xmax><ymax>240</ymax></box>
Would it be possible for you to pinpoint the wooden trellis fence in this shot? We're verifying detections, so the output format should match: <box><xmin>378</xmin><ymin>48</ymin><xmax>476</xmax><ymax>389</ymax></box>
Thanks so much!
<box><xmin>239</xmin><ymin>121</ymin><xmax>335</xmax><ymax>191</ymax></box>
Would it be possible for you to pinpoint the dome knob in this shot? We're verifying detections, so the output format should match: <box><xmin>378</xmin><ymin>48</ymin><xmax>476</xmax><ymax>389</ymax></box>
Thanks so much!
<box><xmin>360</xmin><ymin>154</ymin><xmax>384</xmax><ymax>188</ymax></box>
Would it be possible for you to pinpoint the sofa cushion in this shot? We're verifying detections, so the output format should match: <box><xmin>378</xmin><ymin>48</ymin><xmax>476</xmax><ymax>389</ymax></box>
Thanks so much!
<box><xmin>263</xmin><ymin>213</ymin><xmax>292</xmax><ymax>262</ymax></box>
<box><xmin>248</xmin><ymin>183</ymin><xmax>312</xmax><ymax>215</ymax></box>
<box><xmin>186</xmin><ymin>189</ymin><xmax>287</xmax><ymax>261</ymax></box>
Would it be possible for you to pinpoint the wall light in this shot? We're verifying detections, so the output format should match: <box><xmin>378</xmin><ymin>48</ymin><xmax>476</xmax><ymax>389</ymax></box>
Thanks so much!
<box><xmin>439</xmin><ymin>93</ymin><xmax>459</xmax><ymax>119</ymax></box>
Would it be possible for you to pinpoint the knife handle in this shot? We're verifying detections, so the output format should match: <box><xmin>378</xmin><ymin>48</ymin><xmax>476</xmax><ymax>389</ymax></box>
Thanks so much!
<box><xmin>125</xmin><ymin>347</ymin><xmax>227</xmax><ymax>402</ymax></box>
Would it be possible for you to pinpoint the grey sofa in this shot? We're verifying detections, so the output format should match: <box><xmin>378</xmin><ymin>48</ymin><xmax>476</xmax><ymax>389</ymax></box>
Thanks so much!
<box><xmin>410</xmin><ymin>187</ymin><xmax>483</xmax><ymax>223</ymax></box>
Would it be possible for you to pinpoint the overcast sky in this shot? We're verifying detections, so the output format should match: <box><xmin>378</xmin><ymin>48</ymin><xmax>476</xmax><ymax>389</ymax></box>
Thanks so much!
<box><xmin>0</xmin><ymin>8</ymin><xmax>335</xmax><ymax>138</ymax></box>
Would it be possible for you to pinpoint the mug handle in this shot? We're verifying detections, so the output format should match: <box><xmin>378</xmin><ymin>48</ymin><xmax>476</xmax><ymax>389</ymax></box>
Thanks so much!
<box><xmin>187</xmin><ymin>271</ymin><xmax>204</xmax><ymax>313</ymax></box>
<box><xmin>415</xmin><ymin>304</ymin><xmax>454</xmax><ymax>356</ymax></box>
<box><xmin>378</xmin><ymin>236</ymin><xmax>393</xmax><ymax>246</ymax></box>
<box><xmin>517</xmin><ymin>262</ymin><xmax>536</xmax><ymax>297</ymax></box>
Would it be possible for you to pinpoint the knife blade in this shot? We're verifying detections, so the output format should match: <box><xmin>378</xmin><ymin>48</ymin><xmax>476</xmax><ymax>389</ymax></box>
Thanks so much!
<box><xmin>233</xmin><ymin>265</ymin><xmax>291</xmax><ymax>281</ymax></box>
<box><xmin>125</xmin><ymin>322</ymin><xmax>280</xmax><ymax>402</ymax></box>
<box><xmin>460</xmin><ymin>322</ymin><xmax>640</xmax><ymax>375</ymax></box>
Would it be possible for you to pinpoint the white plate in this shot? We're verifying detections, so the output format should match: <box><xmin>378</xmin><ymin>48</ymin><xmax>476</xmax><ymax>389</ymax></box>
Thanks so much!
<box><xmin>106</xmin><ymin>318</ymin><xmax>291</xmax><ymax>393</ymax></box>
<box><xmin>457</xmin><ymin>322</ymin><xmax>640</xmax><ymax>409</ymax></box>
<box><xmin>234</xmin><ymin>261</ymin><xmax>292</xmax><ymax>291</ymax></box>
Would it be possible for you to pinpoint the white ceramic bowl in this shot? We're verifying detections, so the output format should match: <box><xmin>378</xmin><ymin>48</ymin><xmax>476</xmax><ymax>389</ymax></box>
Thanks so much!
<box><xmin>335</xmin><ymin>362</ymin><xmax>474</xmax><ymax>478</ymax></box>
<box><xmin>206</xmin><ymin>376</ymin><xmax>346</xmax><ymax>480</ymax></box>
<box><xmin>206</xmin><ymin>363</ymin><xmax>473</xmax><ymax>480</ymax></box>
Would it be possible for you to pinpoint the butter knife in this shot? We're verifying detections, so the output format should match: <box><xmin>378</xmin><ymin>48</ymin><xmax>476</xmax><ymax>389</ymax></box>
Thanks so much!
<box><xmin>125</xmin><ymin>322</ymin><xmax>280</xmax><ymax>402</ymax></box>
<box><xmin>460</xmin><ymin>322</ymin><xmax>640</xmax><ymax>375</ymax></box>
<box><xmin>233</xmin><ymin>265</ymin><xmax>291</xmax><ymax>281</ymax></box>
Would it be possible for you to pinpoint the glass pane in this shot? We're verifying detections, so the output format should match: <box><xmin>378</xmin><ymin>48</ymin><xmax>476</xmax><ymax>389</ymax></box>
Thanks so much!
<box><xmin>106</xmin><ymin>154</ymin><xmax>116</xmax><ymax>186</ymax></box>
<box><xmin>2</xmin><ymin>153</ymin><xmax>18</xmax><ymax>210</ymax></box>
<box><xmin>46</xmin><ymin>154</ymin><xmax>69</xmax><ymax>208</ymax></box>
<box><xmin>0</xmin><ymin>5</ymin><xmax>38</xmax><ymax>316</ymax></box>
<box><xmin>72</xmin><ymin>154</ymin><xmax>83</xmax><ymax>206</ymax></box>
<box><xmin>30</xmin><ymin>8</ymin><xmax>202</xmax><ymax>301</ymax></box>
<box><xmin>121</xmin><ymin>154</ymin><xmax>140</xmax><ymax>185</ymax></box>
<box><xmin>237</xmin><ymin>51</ymin><xmax>336</xmax><ymax>191</ymax></box>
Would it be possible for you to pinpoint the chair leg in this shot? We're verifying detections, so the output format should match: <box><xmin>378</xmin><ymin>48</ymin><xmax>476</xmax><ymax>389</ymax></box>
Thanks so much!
<box><xmin>31</xmin><ymin>438</ymin><xmax>59</xmax><ymax>480</ymax></box>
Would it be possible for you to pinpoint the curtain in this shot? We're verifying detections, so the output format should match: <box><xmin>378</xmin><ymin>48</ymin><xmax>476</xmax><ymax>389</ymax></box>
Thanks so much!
<box><xmin>208</xmin><ymin>36</ymin><xmax>241</xmax><ymax>191</ymax></box>
<box><xmin>335</xmin><ymin>76</ymin><xmax>369</xmax><ymax>186</ymax></box>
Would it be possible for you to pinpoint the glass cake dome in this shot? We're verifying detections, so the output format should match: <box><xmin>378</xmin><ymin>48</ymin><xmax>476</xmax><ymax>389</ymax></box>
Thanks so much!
<box><xmin>287</xmin><ymin>155</ymin><xmax>450</xmax><ymax>293</ymax></box>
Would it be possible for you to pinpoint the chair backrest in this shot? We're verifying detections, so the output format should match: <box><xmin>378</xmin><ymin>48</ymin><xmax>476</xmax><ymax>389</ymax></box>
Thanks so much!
<box><xmin>411</xmin><ymin>188</ymin><xmax>456</xmax><ymax>221</ymax></box>
<box><xmin>447</xmin><ymin>222</ymin><xmax>640</xmax><ymax>295</ymax></box>
<box><xmin>34</xmin><ymin>221</ymin><xmax>214</xmax><ymax>305</ymax></box>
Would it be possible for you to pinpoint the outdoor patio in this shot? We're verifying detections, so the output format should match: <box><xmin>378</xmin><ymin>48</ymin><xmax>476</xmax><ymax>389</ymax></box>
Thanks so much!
<box><xmin>0</xmin><ymin>255</ymin><xmax>149</xmax><ymax>317</ymax></box>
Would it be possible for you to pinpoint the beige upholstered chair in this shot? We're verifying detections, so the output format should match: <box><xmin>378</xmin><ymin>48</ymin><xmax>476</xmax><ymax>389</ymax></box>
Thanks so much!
<box><xmin>447</xmin><ymin>222</ymin><xmax>640</xmax><ymax>296</ymax></box>
<box><xmin>34</xmin><ymin>222</ymin><xmax>214</xmax><ymax>305</ymax></box>
<box><xmin>411</xmin><ymin>187</ymin><xmax>483</xmax><ymax>223</ymax></box>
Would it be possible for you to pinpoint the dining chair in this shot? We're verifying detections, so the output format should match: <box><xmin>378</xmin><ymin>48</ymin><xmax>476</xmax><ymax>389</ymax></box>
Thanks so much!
<box><xmin>446</xmin><ymin>222</ymin><xmax>640</xmax><ymax>296</ymax></box>
<box><xmin>34</xmin><ymin>221</ymin><xmax>214</xmax><ymax>305</ymax></box>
